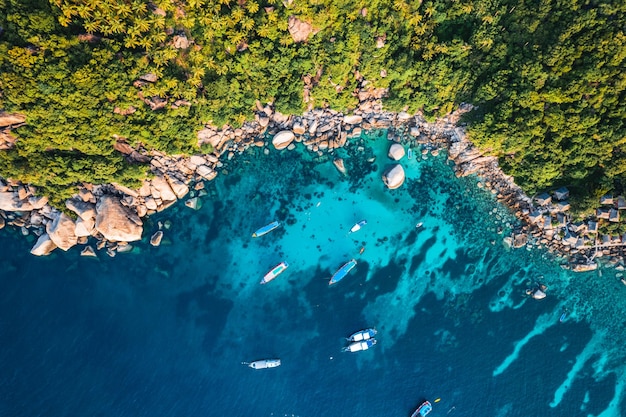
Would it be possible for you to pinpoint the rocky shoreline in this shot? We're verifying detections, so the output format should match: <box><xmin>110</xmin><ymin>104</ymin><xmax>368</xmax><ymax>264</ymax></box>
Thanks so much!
<box><xmin>0</xmin><ymin>86</ymin><xmax>623</xmax><ymax>271</ymax></box>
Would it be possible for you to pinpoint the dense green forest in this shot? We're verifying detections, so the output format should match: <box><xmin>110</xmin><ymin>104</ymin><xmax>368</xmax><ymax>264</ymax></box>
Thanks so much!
<box><xmin>0</xmin><ymin>0</ymin><xmax>624</xmax><ymax>212</ymax></box>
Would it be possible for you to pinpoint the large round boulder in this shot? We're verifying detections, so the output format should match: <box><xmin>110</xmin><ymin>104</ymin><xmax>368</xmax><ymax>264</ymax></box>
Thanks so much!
<box><xmin>272</xmin><ymin>130</ymin><xmax>295</xmax><ymax>150</ymax></box>
<box><xmin>382</xmin><ymin>164</ymin><xmax>405</xmax><ymax>189</ymax></box>
<box><xmin>95</xmin><ymin>195</ymin><xmax>143</xmax><ymax>242</ymax></box>
<box><xmin>30</xmin><ymin>233</ymin><xmax>57</xmax><ymax>256</ymax></box>
<box><xmin>46</xmin><ymin>212</ymin><xmax>78</xmax><ymax>251</ymax></box>
<box><xmin>388</xmin><ymin>143</ymin><xmax>406</xmax><ymax>161</ymax></box>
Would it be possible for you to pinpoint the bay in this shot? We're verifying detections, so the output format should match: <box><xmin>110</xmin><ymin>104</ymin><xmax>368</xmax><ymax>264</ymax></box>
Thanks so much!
<box><xmin>1</xmin><ymin>131</ymin><xmax>625</xmax><ymax>417</ymax></box>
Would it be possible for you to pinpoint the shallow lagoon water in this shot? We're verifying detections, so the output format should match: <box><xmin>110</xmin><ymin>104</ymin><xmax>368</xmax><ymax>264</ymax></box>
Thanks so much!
<box><xmin>1</xmin><ymin>131</ymin><xmax>626</xmax><ymax>417</ymax></box>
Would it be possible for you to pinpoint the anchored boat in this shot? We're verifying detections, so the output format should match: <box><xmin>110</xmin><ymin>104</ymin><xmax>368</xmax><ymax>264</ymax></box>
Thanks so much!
<box><xmin>346</xmin><ymin>328</ymin><xmax>377</xmax><ymax>342</ymax></box>
<box><xmin>342</xmin><ymin>338</ymin><xmax>377</xmax><ymax>353</ymax></box>
<box><xmin>411</xmin><ymin>401</ymin><xmax>432</xmax><ymax>417</ymax></box>
<box><xmin>329</xmin><ymin>259</ymin><xmax>357</xmax><ymax>285</ymax></box>
<box><xmin>261</xmin><ymin>262</ymin><xmax>289</xmax><ymax>284</ymax></box>
<box><xmin>252</xmin><ymin>221</ymin><xmax>280</xmax><ymax>238</ymax></box>
<box><xmin>244</xmin><ymin>359</ymin><xmax>281</xmax><ymax>369</ymax></box>
<box><xmin>350</xmin><ymin>220</ymin><xmax>367</xmax><ymax>233</ymax></box>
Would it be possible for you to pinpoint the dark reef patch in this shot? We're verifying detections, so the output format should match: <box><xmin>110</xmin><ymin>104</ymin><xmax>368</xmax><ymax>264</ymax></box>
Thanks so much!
<box><xmin>176</xmin><ymin>283</ymin><xmax>233</xmax><ymax>351</ymax></box>
<box><xmin>442</xmin><ymin>247</ymin><xmax>481</xmax><ymax>279</ymax></box>
<box><xmin>368</xmin><ymin>259</ymin><xmax>403</xmax><ymax>295</ymax></box>
<box><xmin>409</xmin><ymin>235</ymin><xmax>436</xmax><ymax>276</ymax></box>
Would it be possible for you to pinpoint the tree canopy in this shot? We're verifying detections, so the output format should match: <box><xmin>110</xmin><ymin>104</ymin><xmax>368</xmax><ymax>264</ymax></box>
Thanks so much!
<box><xmin>0</xmin><ymin>0</ymin><xmax>624</xmax><ymax>209</ymax></box>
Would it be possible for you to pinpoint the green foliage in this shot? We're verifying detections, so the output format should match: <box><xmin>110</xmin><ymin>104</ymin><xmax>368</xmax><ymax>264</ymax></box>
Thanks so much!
<box><xmin>0</xmin><ymin>0</ymin><xmax>624</xmax><ymax>208</ymax></box>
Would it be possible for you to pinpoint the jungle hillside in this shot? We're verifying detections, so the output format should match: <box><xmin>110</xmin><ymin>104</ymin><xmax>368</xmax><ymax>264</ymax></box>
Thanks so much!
<box><xmin>0</xmin><ymin>0</ymin><xmax>625</xmax><ymax>211</ymax></box>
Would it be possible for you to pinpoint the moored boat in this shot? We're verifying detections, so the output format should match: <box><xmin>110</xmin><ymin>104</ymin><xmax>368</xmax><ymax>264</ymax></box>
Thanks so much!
<box><xmin>252</xmin><ymin>221</ymin><xmax>281</xmax><ymax>238</ymax></box>
<box><xmin>350</xmin><ymin>220</ymin><xmax>367</xmax><ymax>233</ymax></box>
<box><xmin>245</xmin><ymin>359</ymin><xmax>281</xmax><ymax>369</ymax></box>
<box><xmin>261</xmin><ymin>262</ymin><xmax>289</xmax><ymax>284</ymax></box>
<box><xmin>329</xmin><ymin>259</ymin><xmax>357</xmax><ymax>285</ymax></box>
<box><xmin>411</xmin><ymin>401</ymin><xmax>432</xmax><ymax>417</ymax></box>
<box><xmin>346</xmin><ymin>328</ymin><xmax>377</xmax><ymax>342</ymax></box>
<box><xmin>408</xmin><ymin>148</ymin><xmax>413</xmax><ymax>159</ymax></box>
<box><xmin>342</xmin><ymin>338</ymin><xmax>376</xmax><ymax>353</ymax></box>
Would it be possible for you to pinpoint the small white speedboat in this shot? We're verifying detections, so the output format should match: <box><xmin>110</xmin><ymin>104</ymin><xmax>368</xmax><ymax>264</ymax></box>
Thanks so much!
<box><xmin>346</xmin><ymin>328</ymin><xmax>377</xmax><ymax>342</ymax></box>
<box><xmin>350</xmin><ymin>220</ymin><xmax>367</xmax><ymax>233</ymax></box>
<box><xmin>245</xmin><ymin>359</ymin><xmax>281</xmax><ymax>369</ymax></box>
<box><xmin>261</xmin><ymin>262</ymin><xmax>289</xmax><ymax>284</ymax></box>
<box><xmin>342</xmin><ymin>338</ymin><xmax>377</xmax><ymax>353</ymax></box>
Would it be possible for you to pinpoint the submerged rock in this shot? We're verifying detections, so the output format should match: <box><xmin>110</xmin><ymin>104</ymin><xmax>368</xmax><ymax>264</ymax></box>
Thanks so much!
<box><xmin>80</xmin><ymin>246</ymin><xmax>98</xmax><ymax>257</ymax></box>
<box><xmin>382</xmin><ymin>164</ymin><xmax>405</xmax><ymax>189</ymax></box>
<box><xmin>150</xmin><ymin>231</ymin><xmax>163</xmax><ymax>246</ymax></box>
<box><xmin>572</xmin><ymin>263</ymin><xmax>598</xmax><ymax>272</ymax></box>
<box><xmin>333</xmin><ymin>158</ymin><xmax>347</xmax><ymax>176</ymax></box>
<box><xmin>116</xmin><ymin>243</ymin><xmax>133</xmax><ymax>253</ymax></box>
<box><xmin>532</xmin><ymin>289</ymin><xmax>546</xmax><ymax>300</ymax></box>
<box><xmin>185</xmin><ymin>197</ymin><xmax>202</xmax><ymax>210</ymax></box>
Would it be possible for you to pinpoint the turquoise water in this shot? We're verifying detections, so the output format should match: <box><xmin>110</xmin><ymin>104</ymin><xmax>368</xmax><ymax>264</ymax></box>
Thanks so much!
<box><xmin>1</xmin><ymin>131</ymin><xmax>626</xmax><ymax>417</ymax></box>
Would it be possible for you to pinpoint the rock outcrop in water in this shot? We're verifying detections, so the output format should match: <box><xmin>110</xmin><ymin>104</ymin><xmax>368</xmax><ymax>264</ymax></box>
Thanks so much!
<box><xmin>382</xmin><ymin>164</ymin><xmax>405</xmax><ymax>189</ymax></box>
<box><xmin>388</xmin><ymin>143</ymin><xmax>405</xmax><ymax>161</ymax></box>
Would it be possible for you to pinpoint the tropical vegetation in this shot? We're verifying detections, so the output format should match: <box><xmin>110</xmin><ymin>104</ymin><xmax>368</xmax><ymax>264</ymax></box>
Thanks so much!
<box><xmin>0</xmin><ymin>0</ymin><xmax>624</xmax><ymax>212</ymax></box>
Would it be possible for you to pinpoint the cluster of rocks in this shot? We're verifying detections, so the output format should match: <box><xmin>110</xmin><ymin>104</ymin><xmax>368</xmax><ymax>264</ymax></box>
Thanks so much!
<box><xmin>0</xmin><ymin>157</ymin><xmax>214</xmax><ymax>257</ymax></box>
<box><xmin>521</xmin><ymin>191</ymin><xmax>626</xmax><ymax>271</ymax></box>
<box><xmin>0</xmin><ymin>112</ymin><xmax>25</xmax><ymax>150</ymax></box>
<box><xmin>2</xmin><ymin>80</ymin><xmax>625</xmax><ymax>271</ymax></box>
<box><xmin>0</xmin><ymin>182</ymin><xmax>142</xmax><ymax>257</ymax></box>
<box><xmin>430</xmin><ymin>119</ymin><xmax>626</xmax><ymax>272</ymax></box>
<box><xmin>0</xmin><ymin>98</ymin><xmax>529</xmax><ymax>258</ymax></box>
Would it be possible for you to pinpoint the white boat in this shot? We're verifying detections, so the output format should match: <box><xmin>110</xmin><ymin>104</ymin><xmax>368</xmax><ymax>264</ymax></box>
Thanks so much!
<box><xmin>346</xmin><ymin>328</ymin><xmax>377</xmax><ymax>342</ymax></box>
<box><xmin>252</xmin><ymin>221</ymin><xmax>280</xmax><ymax>238</ymax></box>
<box><xmin>408</xmin><ymin>148</ymin><xmax>413</xmax><ymax>159</ymax></box>
<box><xmin>350</xmin><ymin>219</ymin><xmax>367</xmax><ymax>233</ymax></box>
<box><xmin>261</xmin><ymin>262</ymin><xmax>289</xmax><ymax>284</ymax></box>
<box><xmin>342</xmin><ymin>338</ymin><xmax>376</xmax><ymax>353</ymax></box>
<box><xmin>245</xmin><ymin>359</ymin><xmax>281</xmax><ymax>369</ymax></box>
<box><xmin>411</xmin><ymin>401</ymin><xmax>432</xmax><ymax>417</ymax></box>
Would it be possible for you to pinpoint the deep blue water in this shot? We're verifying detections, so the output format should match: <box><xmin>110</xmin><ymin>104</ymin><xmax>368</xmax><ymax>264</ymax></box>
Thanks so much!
<box><xmin>1</xmin><ymin>132</ymin><xmax>625</xmax><ymax>417</ymax></box>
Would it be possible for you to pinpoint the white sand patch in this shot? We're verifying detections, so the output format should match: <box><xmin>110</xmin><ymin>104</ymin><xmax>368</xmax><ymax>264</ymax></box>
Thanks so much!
<box><xmin>595</xmin><ymin>365</ymin><xmax>626</xmax><ymax>417</ymax></box>
<box><xmin>550</xmin><ymin>330</ymin><xmax>605</xmax><ymax>408</ymax></box>
<box><xmin>493</xmin><ymin>311</ymin><xmax>556</xmax><ymax>377</ymax></box>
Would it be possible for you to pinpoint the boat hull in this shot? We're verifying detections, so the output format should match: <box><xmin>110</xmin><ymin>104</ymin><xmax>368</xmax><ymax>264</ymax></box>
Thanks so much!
<box><xmin>252</xmin><ymin>221</ymin><xmax>280</xmax><ymax>238</ymax></box>
<box><xmin>329</xmin><ymin>259</ymin><xmax>357</xmax><ymax>285</ymax></box>
<box><xmin>347</xmin><ymin>328</ymin><xmax>377</xmax><ymax>342</ymax></box>
<box><xmin>261</xmin><ymin>262</ymin><xmax>289</xmax><ymax>284</ymax></box>
<box><xmin>342</xmin><ymin>338</ymin><xmax>376</xmax><ymax>352</ymax></box>
<box><xmin>248</xmin><ymin>359</ymin><xmax>281</xmax><ymax>369</ymax></box>
<box><xmin>350</xmin><ymin>220</ymin><xmax>367</xmax><ymax>233</ymax></box>
<box><xmin>411</xmin><ymin>401</ymin><xmax>432</xmax><ymax>417</ymax></box>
